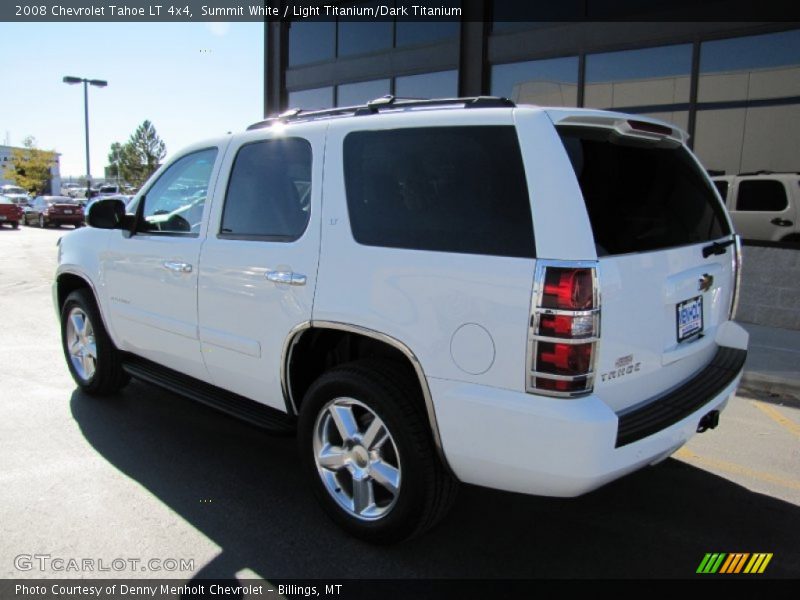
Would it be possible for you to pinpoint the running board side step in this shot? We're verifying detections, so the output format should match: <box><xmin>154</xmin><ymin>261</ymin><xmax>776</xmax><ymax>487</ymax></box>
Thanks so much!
<box><xmin>121</xmin><ymin>353</ymin><xmax>296</xmax><ymax>434</ymax></box>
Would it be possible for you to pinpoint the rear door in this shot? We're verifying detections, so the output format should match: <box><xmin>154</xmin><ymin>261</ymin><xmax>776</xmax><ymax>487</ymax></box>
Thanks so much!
<box><xmin>196</xmin><ymin>126</ymin><xmax>323</xmax><ymax>410</ymax></box>
<box><xmin>729</xmin><ymin>178</ymin><xmax>794</xmax><ymax>242</ymax></box>
<box><xmin>550</xmin><ymin>114</ymin><xmax>736</xmax><ymax>412</ymax></box>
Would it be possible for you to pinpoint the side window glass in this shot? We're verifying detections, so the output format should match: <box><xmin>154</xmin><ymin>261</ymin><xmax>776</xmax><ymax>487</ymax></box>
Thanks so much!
<box><xmin>220</xmin><ymin>138</ymin><xmax>312</xmax><ymax>241</ymax></box>
<box><xmin>736</xmin><ymin>180</ymin><xmax>788</xmax><ymax>212</ymax></box>
<box><xmin>140</xmin><ymin>148</ymin><xmax>218</xmax><ymax>235</ymax></box>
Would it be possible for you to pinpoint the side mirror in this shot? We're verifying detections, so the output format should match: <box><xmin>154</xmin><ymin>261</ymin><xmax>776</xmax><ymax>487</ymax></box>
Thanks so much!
<box><xmin>87</xmin><ymin>198</ymin><xmax>128</xmax><ymax>229</ymax></box>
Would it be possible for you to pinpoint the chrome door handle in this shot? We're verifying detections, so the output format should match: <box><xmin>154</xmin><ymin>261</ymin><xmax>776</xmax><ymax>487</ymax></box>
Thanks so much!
<box><xmin>162</xmin><ymin>261</ymin><xmax>193</xmax><ymax>273</ymax></box>
<box><xmin>266</xmin><ymin>270</ymin><xmax>306</xmax><ymax>286</ymax></box>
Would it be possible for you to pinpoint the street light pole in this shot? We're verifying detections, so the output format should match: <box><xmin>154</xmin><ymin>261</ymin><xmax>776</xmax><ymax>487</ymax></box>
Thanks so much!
<box><xmin>83</xmin><ymin>79</ymin><xmax>90</xmax><ymax>180</ymax></box>
<box><xmin>63</xmin><ymin>76</ymin><xmax>107</xmax><ymax>195</ymax></box>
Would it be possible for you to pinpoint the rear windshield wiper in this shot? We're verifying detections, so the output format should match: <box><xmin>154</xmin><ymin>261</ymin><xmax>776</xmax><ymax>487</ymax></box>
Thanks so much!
<box><xmin>702</xmin><ymin>239</ymin><xmax>735</xmax><ymax>258</ymax></box>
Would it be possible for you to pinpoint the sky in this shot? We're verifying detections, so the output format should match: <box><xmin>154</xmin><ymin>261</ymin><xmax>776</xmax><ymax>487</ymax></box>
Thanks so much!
<box><xmin>0</xmin><ymin>22</ymin><xmax>264</xmax><ymax>179</ymax></box>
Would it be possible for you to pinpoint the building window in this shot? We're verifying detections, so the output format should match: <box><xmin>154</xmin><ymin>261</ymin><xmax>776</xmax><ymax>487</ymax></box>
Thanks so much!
<box><xmin>695</xmin><ymin>29</ymin><xmax>800</xmax><ymax>175</ymax></box>
<box><xmin>288</xmin><ymin>87</ymin><xmax>334</xmax><ymax>110</ymax></box>
<box><xmin>491</xmin><ymin>56</ymin><xmax>579</xmax><ymax>107</ymax></box>
<box><xmin>337</xmin><ymin>79</ymin><xmax>391</xmax><ymax>107</ymax></box>
<box><xmin>584</xmin><ymin>44</ymin><xmax>692</xmax><ymax>131</ymax></box>
<box><xmin>395</xmin><ymin>18</ymin><xmax>459</xmax><ymax>47</ymax></box>
<box><xmin>337</xmin><ymin>1</ymin><xmax>393</xmax><ymax>57</ymax></box>
<box><xmin>395</xmin><ymin>70</ymin><xmax>458</xmax><ymax>99</ymax></box>
<box><xmin>288</xmin><ymin>20</ymin><xmax>335</xmax><ymax>66</ymax></box>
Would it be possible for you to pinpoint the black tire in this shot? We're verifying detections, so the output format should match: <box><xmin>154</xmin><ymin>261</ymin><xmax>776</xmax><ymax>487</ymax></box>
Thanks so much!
<box><xmin>61</xmin><ymin>288</ymin><xmax>129</xmax><ymax>396</ymax></box>
<box><xmin>11</xmin><ymin>221</ymin><xmax>18</xmax><ymax>229</ymax></box>
<box><xmin>298</xmin><ymin>359</ymin><xmax>458</xmax><ymax>543</ymax></box>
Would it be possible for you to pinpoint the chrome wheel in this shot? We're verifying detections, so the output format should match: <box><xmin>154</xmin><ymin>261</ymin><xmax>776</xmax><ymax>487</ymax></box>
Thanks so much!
<box><xmin>66</xmin><ymin>307</ymin><xmax>97</xmax><ymax>381</ymax></box>
<box><xmin>38</xmin><ymin>214</ymin><xmax>44</xmax><ymax>228</ymax></box>
<box><xmin>313</xmin><ymin>397</ymin><xmax>401</xmax><ymax>521</ymax></box>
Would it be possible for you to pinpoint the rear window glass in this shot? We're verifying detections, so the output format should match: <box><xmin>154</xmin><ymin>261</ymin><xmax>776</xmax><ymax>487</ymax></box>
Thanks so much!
<box><xmin>558</xmin><ymin>128</ymin><xmax>730</xmax><ymax>255</ymax></box>
<box><xmin>736</xmin><ymin>180</ymin><xmax>788</xmax><ymax>212</ymax></box>
<box><xmin>343</xmin><ymin>126</ymin><xmax>535</xmax><ymax>258</ymax></box>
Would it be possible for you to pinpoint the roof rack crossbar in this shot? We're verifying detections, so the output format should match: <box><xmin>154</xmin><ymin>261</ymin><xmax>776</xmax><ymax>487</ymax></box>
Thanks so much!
<box><xmin>246</xmin><ymin>95</ymin><xmax>516</xmax><ymax>130</ymax></box>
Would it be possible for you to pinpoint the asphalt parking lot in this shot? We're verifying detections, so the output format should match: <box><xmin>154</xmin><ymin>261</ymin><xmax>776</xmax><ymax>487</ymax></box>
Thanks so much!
<box><xmin>1</xmin><ymin>224</ymin><xmax>798</xmax><ymax>580</ymax></box>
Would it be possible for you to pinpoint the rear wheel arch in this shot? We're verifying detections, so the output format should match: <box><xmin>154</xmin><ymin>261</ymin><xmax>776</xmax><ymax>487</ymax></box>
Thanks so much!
<box><xmin>283</xmin><ymin>322</ymin><xmax>449</xmax><ymax>471</ymax></box>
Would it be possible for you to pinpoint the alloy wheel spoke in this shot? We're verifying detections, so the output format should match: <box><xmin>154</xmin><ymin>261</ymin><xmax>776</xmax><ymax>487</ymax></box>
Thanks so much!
<box><xmin>351</xmin><ymin>475</ymin><xmax>375</xmax><ymax>515</ymax></box>
<box><xmin>70</xmin><ymin>313</ymin><xmax>85</xmax><ymax>338</ymax></box>
<box><xmin>317</xmin><ymin>444</ymin><xmax>347</xmax><ymax>471</ymax></box>
<box><xmin>329</xmin><ymin>405</ymin><xmax>360</xmax><ymax>441</ymax></box>
<box><xmin>369</xmin><ymin>459</ymin><xmax>400</xmax><ymax>495</ymax></box>
<box><xmin>84</xmin><ymin>340</ymin><xmax>97</xmax><ymax>360</ymax></box>
<box><xmin>362</xmin><ymin>417</ymin><xmax>388</xmax><ymax>451</ymax></box>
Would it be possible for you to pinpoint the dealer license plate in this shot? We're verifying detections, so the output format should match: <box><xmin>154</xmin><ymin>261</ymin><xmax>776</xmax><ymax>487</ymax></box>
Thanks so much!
<box><xmin>677</xmin><ymin>295</ymin><xmax>703</xmax><ymax>342</ymax></box>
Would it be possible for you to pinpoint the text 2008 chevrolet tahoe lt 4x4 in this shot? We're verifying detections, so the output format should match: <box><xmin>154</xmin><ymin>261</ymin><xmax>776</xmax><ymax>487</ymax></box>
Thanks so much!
<box><xmin>55</xmin><ymin>97</ymin><xmax>748</xmax><ymax>543</ymax></box>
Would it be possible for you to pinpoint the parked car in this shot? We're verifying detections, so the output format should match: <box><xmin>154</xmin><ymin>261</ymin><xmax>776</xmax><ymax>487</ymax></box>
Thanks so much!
<box><xmin>55</xmin><ymin>97</ymin><xmax>748</xmax><ymax>543</ymax></box>
<box><xmin>711</xmin><ymin>172</ymin><xmax>800</xmax><ymax>243</ymax></box>
<box><xmin>0</xmin><ymin>195</ymin><xmax>23</xmax><ymax>228</ymax></box>
<box><xmin>25</xmin><ymin>196</ymin><xmax>84</xmax><ymax>228</ymax></box>
<box><xmin>0</xmin><ymin>184</ymin><xmax>31</xmax><ymax>208</ymax></box>
<box><xmin>62</xmin><ymin>183</ymin><xmax>81</xmax><ymax>197</ymax></box>
<box><xmin>97</xmin><ymin>184</ymin><xmax>121</xmax><ymax>197</ymax></box>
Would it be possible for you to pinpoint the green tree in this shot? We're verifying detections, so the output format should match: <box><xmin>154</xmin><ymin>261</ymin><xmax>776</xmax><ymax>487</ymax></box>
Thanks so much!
<box><xmin>115</xmin><ymin>120</ymin><xmax>167</xmax><ymax>188</ymax></box>
<box><xmin>106</xmin><ymin>141</ymin><xmax>124</xmax><ymax>181</ymax></box>
<box><xmin>2</xmin><ymin>136</ymin><xmax>57</xmax><ymax>195</ymax></box>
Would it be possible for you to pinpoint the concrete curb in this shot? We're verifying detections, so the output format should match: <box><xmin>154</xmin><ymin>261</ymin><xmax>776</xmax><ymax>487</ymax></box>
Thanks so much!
<box><xmin>739</xmin><ymin>371</ymin><xmax>800</xmax><ymax>398</ymax></box>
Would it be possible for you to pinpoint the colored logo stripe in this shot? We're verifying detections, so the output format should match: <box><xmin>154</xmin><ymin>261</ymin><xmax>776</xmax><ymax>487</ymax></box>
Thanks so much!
<box><xmin>744</xmin><ymin>553</ymin><xmax>773</xmax><ymax>574</ymax></box>
<box><xmin>697</xmin><ymin>553</ymin><xmax>773</xmax><ymax>574</ymax></box>
<box><xmin>697</xmin><ymin>553</ymin><xmax>726</xmax><ymax>573</ymax></box>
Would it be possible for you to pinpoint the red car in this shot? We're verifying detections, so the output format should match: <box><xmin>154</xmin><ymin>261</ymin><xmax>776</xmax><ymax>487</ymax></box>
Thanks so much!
<box><xmin>24</xmin><ymin>196</ymin><xmax>85</xmax><ymax>228</ymax></box>
<box><xmin>0</xmin><ymin>196</ymin><xmax>24</xmax><ymax>229</ymax></box>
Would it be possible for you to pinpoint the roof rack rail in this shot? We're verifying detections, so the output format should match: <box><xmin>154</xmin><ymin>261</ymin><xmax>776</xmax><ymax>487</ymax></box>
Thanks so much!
<box><xmin>246</xmin><ymin>95</ymin><xmax>516</xmax><ymax>131</ymax></box>
<box><xmin>737</xmin><ymin>170</ymin><xmax>800</xmax><ymax>176</ymax></box>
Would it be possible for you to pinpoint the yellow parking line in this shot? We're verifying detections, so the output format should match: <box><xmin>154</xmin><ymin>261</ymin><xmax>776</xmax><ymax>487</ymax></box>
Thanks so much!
<box><xmin>751</xmin><ymin>401</ymin><xmax>800</xmax><ymax>439</ymax></box>
<box><xmin>674</xmin><ymin>447</ymin><xmax>800</xmax><ymax>491</ymax></box>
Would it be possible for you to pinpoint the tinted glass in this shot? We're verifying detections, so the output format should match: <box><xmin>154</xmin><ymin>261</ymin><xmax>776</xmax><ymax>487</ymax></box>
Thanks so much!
<box><xmin>337</xmin><ymin>2</ymin><xmax>392</xmax><ymax>57</ymax></box>
<box><xmin>289</xmin><ymin>20</ymin><xmax>335</xmax><ymax>66</ymax></box>
<box><xmin>713</xmin><ymin>180</ymin><xmax>729</xmax><ymax>201</ymax></box>
<box><xmin>396</xmin><ymin>19</ymin><xmax>459</xmax><ymax>46</ymax></box>
<box><xmin>558</xmin><ymin>128</ymin><xmax>730</xmax><ymax>255</ymax></box>
<box><xmin>736</xmin><ymin>180</ymin><xmax>788</xmax><ymax>212</ymax></box>
<box><xmin>337</xmin><ymin>79</ymin><xmax>391</xmax><ymax>107</ymax></box>
<box><xmin>221</xmin><ymin>138</ymin><xmax>312</xmax><ymax>241</ymax></box>
<box><xmin>344</xmin><ymin>126</ymin><xmax>535</xmax><ymax>258</ymax></box>
<box><xmin>140</xmin><ymin>148</ymin><xmax>217</xmax><ymax>235</ymax></box>
<box><xmin>395</xmin><ymin>70</ymin><xmax>458</xmax><ymax>99</ymax></box>
<box><xmin>288</xmin><ymin>87</ymin><xmax>334</xmax><ymax>110</ymax></box>
<box><xmin>491</xmin><ymin>57</ymin><xmax>578</xmax><ymax>107</ymax></box>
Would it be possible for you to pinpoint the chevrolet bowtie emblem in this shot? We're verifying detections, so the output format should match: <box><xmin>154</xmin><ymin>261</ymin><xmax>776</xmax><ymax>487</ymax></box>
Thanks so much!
<box><xmin>699</xmin><ymin>273</ymin><xmax>714</xmax><ymax>292</ymax></box>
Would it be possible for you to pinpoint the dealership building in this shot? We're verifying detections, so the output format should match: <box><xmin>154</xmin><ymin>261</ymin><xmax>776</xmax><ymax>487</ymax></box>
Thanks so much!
<box><xmin>263</xmin><ymin>7</ymin><xmax>799</xmax><ymax>177</ymax></box>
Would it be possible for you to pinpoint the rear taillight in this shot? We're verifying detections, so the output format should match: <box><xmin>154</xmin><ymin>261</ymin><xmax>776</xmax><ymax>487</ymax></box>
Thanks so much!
<box><xmin>527</xmin><ymin>261</ymin><xmax>599</xmax><ymax>397</ymax></box>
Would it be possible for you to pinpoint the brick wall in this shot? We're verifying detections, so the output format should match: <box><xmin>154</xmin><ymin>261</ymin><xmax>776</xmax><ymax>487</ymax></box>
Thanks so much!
<box><xmin>736</xmin><ymin>245</ymin><xmax>800</xmax><ymax>330</ymax></box>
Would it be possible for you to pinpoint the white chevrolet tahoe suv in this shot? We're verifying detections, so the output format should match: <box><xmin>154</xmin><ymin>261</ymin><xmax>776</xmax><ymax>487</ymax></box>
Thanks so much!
<box><xmin>55</xmin><ymin>97</ymin><xmax>749</xmax><ymax>543</ymax></box>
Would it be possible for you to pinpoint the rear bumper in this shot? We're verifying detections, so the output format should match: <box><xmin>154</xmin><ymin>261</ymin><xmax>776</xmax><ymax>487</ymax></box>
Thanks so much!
<box><xmin>431</xmin><ymin>344</ymin><xmax>746</xmax><ymax>497</ymax></box>
<box><xmin>46</xmin><ymin>215</ymin><xmax>83</xmax><ymax>224</ymax></box>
